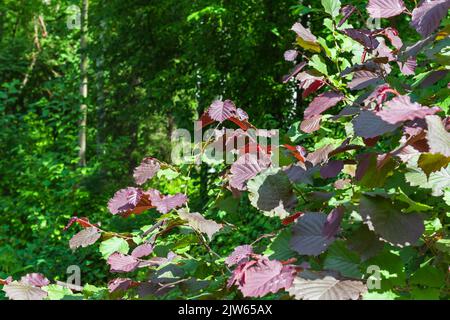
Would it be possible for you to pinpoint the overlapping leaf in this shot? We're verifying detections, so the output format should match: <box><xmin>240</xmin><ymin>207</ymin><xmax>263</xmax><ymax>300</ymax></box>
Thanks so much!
<box><xmin>290</xmin><ymin>212</ymin><xmax>335</xmax><ymax>256</ymax></box>
<box><xmin>131</xmin><ymin>243</ymin><xmax>154</xmax><ymax>258</ymax></box>
<box><xmin>178</xmin><ymin>209</ymin><xmax>223</xmax><ymax>240</ymax></box>
<box><xmin>69</xmin><ymin>227</ymin><xmax>101</xmax><ymax>250</ymax></box>
<box><xmin>147</xmin><ymin>189</ymin><xmax>188</xmax><ymax>214</ymax></box>
<box><xmin>229</xmin><ymin>154</ymin><xmax>270</xmax><ymax>190</ymax></box>
<box><xmin>359</xmin><ymin>194</ymin><xmax>425</xmax><ymax>247</ymax></box>
<box><xmin>247</xmin><ymin>168</ymin><xmax>297</xmax><ymax>218</ymax></box>
<box><xmin>291</xmin><ymin>22</ymin><xmax>321</xmax><ymax>52</ymax></box>
<box><xmin>304</xmin><ymin>91</ymin><xmax>344</xmax><ymax>119</ymax></box>
<box><xmin>133</xmin><ymin>158</ymin><xmax>161</xmax><ymax>185</ymax></box>
<box><xmin>225</xmin><ymin>245</ymin><xmax>254</xmax><ymax>267</ymax></box>
<box><xmin>229</xmin><ymin>257</ymin><xmax>296</xmax><ymax>298</ymax></box>
<box><xmin>287</xmin><ymin>271</ymin><xmax>367</xmax><ymax>300</ymax></box>
<box><xmin>107</xmin><ymin>253</ymin><xmax>140</xmax><ymax>273</ymax></box>
<box><xmin>322</xmin><ymin>206</ymin><xmax>345</xmax><ymax>239</ymax></box>
<box><xmin>2</xmin><ymin>281</ymin><xmax>48</xmax><ymax>300</ymax></box>
<box><xmin>377</xmin><ymin>95</ymin><xmax>440</xmax><ymax>124</ymax></box>
<box><xmin>353</xmin><ymin>111</ymin><xmax>400</xmax><ymax>138</ymax></box>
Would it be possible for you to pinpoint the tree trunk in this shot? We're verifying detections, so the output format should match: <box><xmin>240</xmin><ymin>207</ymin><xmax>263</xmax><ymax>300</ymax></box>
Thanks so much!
<box><xmin>95</xmin><ymin>18</ymin><xmax>106</xmax><ymax>156</ymax></box>
<box><xmin>79</xmin><ymin>0</ymin><xmax>89</xmax><ymax>167</ymax></box>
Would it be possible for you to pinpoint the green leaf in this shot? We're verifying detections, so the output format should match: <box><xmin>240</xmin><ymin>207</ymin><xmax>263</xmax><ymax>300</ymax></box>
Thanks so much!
<box><xmin>410</xmin><ymin>287</ymin><xmax>441</xmax><ymax>300</ymax></box>
<box><xmin>324</xmin><ymin>240</ymin><xmax>362</xmax><ymax>278</ymax></box>
<box><xmin>264</xmin><ymin>228</ymin><xmax>297</xmax><ymax>261</ymax></box>
<box><xmin>424</xmin><ymin>218</ymin><xmax>443</xmax><ymax>234</ymax></box>
<box><xmin>43</xmin><ymin>285</ymin><xmax>74</xmax><ymax>300</ymax></box>
<box><xmin>321</xmin><ymin>0</ymin><xmax>341</xmax><ymax>19</ymax></box>
<box><xmin>410</xmin><ymin>265</ymin><xmax>445</xmax><ymax>288</ymax></box>
<box><xmin>365</xmin><ymin>249</ymin><xmax>406</xmax><ymax>289</ymax></box>
<box><xmin>394</xmin><ymin>189</ymin><xmax>433</xmax><ymax>213</ymax></box>
<box><xmin>157</xmin><ymin>168</ymin><xmax>180</xmax><ymax>180</ymax></box>
<box><xmin>363</xmin><ymin>290</ymin><xmax>399</xmax><ymax>300</ymax></box>
<box><xmin>309</xmin><ymin>55</ymin><xmax>329</xmax><ymax>76</ymax></box>
<box><xmin>435</xmin><ymin>239</ymin><xmax>450</xmax><ymax>254</ymax></box>
<box><xmin>99</xmin><ymin>237</ymin><xmax>129</xmax><ymax>259</ymax></box>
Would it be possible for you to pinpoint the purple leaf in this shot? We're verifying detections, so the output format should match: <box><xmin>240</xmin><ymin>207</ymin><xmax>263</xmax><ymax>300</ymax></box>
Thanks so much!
<box><xmin>382</xmin><ymin>27</ymin><xmax>403</xmax><ymax>50</ymax></box>
<box><xmin>296</xmin><ymin>71</ymin><xmax>325</xmax><ymax>97</ymax></box>
<box><xmin>304</xmin><ymin>91</ymin><xmax>344</xmax><ymax>119</ymax></box>
<box><xmin>147</xmin><ymin>190</ymin><xmax>188</xmax><ymax>214</ymax></box>
<box><xmin>290</xmin><ymin>212</ymin><xmax>336</xmax><ymax>256</ymax></box>
<box><xmin>401</xmin><ymin>34</ymin><xmax>436</xmax><ymax>58</ymax></box>
<box><xmin>411</xmin><ymin>0</ymin><xmax>450</xmax><ymax>37</ymax></box>
<box><xmin>306</xmin><ymin>145</ymin><xmax>334</xmax><ymax>166</ymax></box>
<box><xmin>208</xmin><ymin>99</ymin><xmax>237</xmax><ymax>122</ymax></box>
<box><xmin>320</xmin><ymin>160</ymin><xmax>344</xmax><ymax>179</ymax></box>
<box><xmin>338</xmin><ymin>5</ymin><xmax>356</xmax><ymax>27</ymax></box>
<box><xmin>107</xmin><ymin>253</ymin><xmax>140</xmax><ymax>273</ymax></box>
<box><xmin>322</xmin><ymin>207</ymin><xmax>345</xmax><ymax>239</ymax></box>
<box><xmin>20</xmin><ymin>274</ymin><xmax>50</xmax><ymax>288</ymax></box>
<box><xmin>300</xmin><ymin>115</ymin><xmax>322</xmax><ymax>133</ymax></box>
<box><xmin>131</xmin><ymin>243</ymin><xmax>154</xmax><ymax>258</ymax></box>
<box><xmin>353</xmin><ymin>110</ymin><xmax>400</xmax><ymax>138</ymax></box>
<box><xmin>285</xmin><ymin>164</ymin><xmax>318</xmax><ymax>185</ymax></box>
<box><xmin>348</xmin><ymin>70</ymin><xmax>382</xmax><ymax>90</ymax></box>
<box><xmin>420</xmin><ymin>70</ymin><xmax>449</xmax><ymax>88</ymax></box>
<box><xmin>234</xmin><ymin>258</ymin><xmax>296</xmax><ymax>298</ymax></box>
<box><xmin>359</xmin><ymin>194</ymin><xmax>425</xmax><ymax>247</ymax></box>
<box><xmin>108</xmin><ymin>278</ymin><xmax>133</xmax><ymax>293</ymax></box>
<box><xmin>178</xmin><ymin>209</ymin><xmax>223</xmax><ymax>240</ymax></box>
<box><xmin>355</xmin><ymin>154</ymin><xmax>373</xmax><ymax>181</ymax></box>
<box><xmin>2</xmin><ymin>281</ymin><xmax>48</xmax><ymax>300</ymax></box>
<box><xmin>138</xmin><ymin>252</ymin><xmax>179</xmax><ymax>268</ymax></box>
<box><xmin>342</xmin><ymin>29</ymin><xmax>379</xmax><ymax>50</ymax></box>
<box><xmin>126</xmin><ymin>188</ymin><xmax>142</xmax><ymax>206</ymax></box>
<box><xmin>282</xmin><ymin>62</ymin><xmax>307</xmax><ymax>83</ymax></box>
<box><xmin>284</xmin><ymin>50</ymin><xmax>298</xmax><ymax>62</ymax></box>
<box><xmin>374</xmin><ymin>39</ymin><xmax>396</xmax><ymax>62</ymax></box>
<box><xmin>398</xmin><ymin>57</ymin><xmax>417</xmax><ymax>75</ymax></box>
<box><xmin>236</xmin><ymin>108</ymin><xmax>249</xmax><ymax>121</ymax></box>
<box><xmin>364</xmin><ymin>84</ymin><xmax>393</xmax><ymax>107</ymax></box>
<box><xmin>69</xmin><ymin>227</ymin><xmax>101</xmax><ymax>250</ymax></box>
<box><xmin>291</xmin><ymin>22</ymin><xmax>317</xmax><ymax>42</ymax></box>
<box><xmin>133</xmin><ymin>158</ymin><xmax>160</xmax><ymax>185</ymax></box>
<box><xmin>377</xmin><ymin>95</ymin><xmax>441</xmax><ymax>124</ymax></box>
<box><xmin>367</xmin><ymin>0</ymin><xmax>406</xmax><ymax>18</ymax></box>
<box><xmin>229</xmin><ymin>154</ymin><xmax>270</xmax><ymax>190</ymax></box>
<box><xmin>225</xmin><ymin>245</ymin><xmax>254</xmax><ymax>267</ymax></box>
<box><xmin>108</xmin><ymin>187</ymin><xmax>144</xmax><ymax>215</ymax></box>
